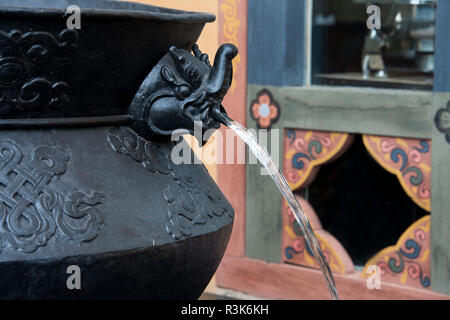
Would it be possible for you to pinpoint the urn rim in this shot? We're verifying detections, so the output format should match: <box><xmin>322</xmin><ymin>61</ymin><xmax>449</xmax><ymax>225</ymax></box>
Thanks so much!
<box><xmin>0</xmin><ymin>0</ymin><xmax>216</xmax><ymax>23</ymax></box>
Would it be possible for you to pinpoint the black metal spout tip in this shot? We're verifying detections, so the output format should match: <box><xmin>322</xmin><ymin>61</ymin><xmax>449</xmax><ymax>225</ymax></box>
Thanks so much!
<box><xmin>211</xmin><ymin>105</ymin><xmax>230</xmax><ymax>126</ymax></box>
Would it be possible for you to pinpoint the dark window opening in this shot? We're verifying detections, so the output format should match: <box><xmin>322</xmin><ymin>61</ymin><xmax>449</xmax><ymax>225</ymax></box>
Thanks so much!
<box><xmin>305</xmin><ymin>135</ymin><xmax>428</xmax><ymax>267</ymax></box>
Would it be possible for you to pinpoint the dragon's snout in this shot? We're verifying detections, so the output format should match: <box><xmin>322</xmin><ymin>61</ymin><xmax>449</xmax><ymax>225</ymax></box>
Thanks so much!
<box><xmin>128</xmin><ymin>43</ymin><xmax>238</xmax><ymax>146</ymax></box>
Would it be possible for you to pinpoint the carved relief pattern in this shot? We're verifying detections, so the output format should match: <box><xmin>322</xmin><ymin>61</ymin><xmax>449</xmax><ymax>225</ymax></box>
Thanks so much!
<box><xmin>362</xmin><ymin>215</ymin><xmax>431</xmax><ymax>289</ymax></box>
<box><xmin>283</xmin><ymin>129</ymin><xmax>354</xmax><ymax>191</ymax></box>
<box><xmin>363</xmin><ymin>135</ymin><xmax>431</xmax><ymax>211</ymax></box>
<box><xmin>220</xmin><ymin>0</ymin><xmax>240</xmax><ymax>93</ymax></box>
<box><xmin>435</xmin><ymin>100</ymin><xmax>450</xmax><ymax>144</ymax></box>
<box><xmin>282</xmin><ymin>195</ymin><xmax>354</xmax><ymax>274</ymax></box>
<box><xmin>0</xmin><ymin>141</ymin><xmax>104</xmax><ymax>253</ymax></box>
<box><xmin>0</xmin><ymin>28</ymin><xmax>78</xmax><ymax>115</ymax></box>
<box><xmin>106</xmin><ymin>127</ymin><xmax>233</xmax><ymax>241</ymax></box>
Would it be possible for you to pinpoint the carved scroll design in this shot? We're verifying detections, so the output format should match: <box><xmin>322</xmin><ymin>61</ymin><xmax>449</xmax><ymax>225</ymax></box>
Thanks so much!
<box><xmin>106</xmin><ymin>127</ymin><xmax>233</xmax><ymax>241</ymax></box>
<box><xmin>283</xmin><ymin>129</ymin><xmax>354</xmax><ymax>192</ymax></box>
<box><xmin>0</xmin><ymin>141</ymin><xmax>104</xmax><ymax>253</ymax></box>
<box><xmin>363</xmin><ymin>135</ymin><xmax>431</xmax><ymax>212</ymax></box>
<box><xmin>220</xmin><ymin>0</ymin><xmax>240</xmax><ymax>93</ymax></box>
<box><xmin>0</xmin><ymin>28</ymin><xmax>78</xmax><ymax>115</ymax></box>
<box><xmin>362</xmin><ymin>215</ymin><xmax>431</xmax><ymax>289</ymax></box>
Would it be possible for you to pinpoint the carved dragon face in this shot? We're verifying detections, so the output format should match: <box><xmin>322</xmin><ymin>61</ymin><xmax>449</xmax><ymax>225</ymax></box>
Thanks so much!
<box><xmin>128</xmin><ymin>43</ymin><xmax>238</xmax><ymax>146</ymax></box>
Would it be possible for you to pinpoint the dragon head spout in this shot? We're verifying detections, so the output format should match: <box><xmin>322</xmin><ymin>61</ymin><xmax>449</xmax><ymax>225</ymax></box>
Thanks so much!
<box><xmin>128</xmin><ymin>43</ymin><xmax>238</xmax><ymax>146</ymax></box>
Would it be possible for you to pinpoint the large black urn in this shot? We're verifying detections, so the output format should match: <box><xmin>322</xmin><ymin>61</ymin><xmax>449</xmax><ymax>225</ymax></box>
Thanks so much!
<box><xmin>0</xmin><ymin>0</ymin><xmax>236</xmax><ymax>299</ymax></box>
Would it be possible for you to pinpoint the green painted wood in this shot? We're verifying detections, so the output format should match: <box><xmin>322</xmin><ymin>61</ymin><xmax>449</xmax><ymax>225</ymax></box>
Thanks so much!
<box><xmin>431</xmin><ymin>0</ymin><xmax>450</xmax><ymax>296</ymax></box>
<box><xmin>280</xmin><ymin>86</ymin><xmax>432</xmax><ymax>139</ymax></box>
<box><xmin>431</xmin><ymin>93</ymin><xmax>450</xmax><ymax>295</ymax></box>
<box><xmin>245</xmin><ymin>85</ymin><xmax>284</xmax><ymax>263</ymax></box>
<box><xmin>245</xmin><ymin>84</ymin><xmax>433</xmax><ymax>263</ymax></box>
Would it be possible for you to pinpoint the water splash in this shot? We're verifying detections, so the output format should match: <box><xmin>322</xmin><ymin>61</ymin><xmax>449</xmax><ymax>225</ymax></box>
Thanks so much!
<box><xmin>218</xmin><ymin>113</ymin><xmax>338</xmax><ymax>300</ymax></box>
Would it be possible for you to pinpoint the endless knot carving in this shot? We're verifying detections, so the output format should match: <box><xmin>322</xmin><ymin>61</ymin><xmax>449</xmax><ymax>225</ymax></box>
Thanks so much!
<box><xmin>0</xmin><ymin>141</ymin><xmax>104</xmax><ymax>253</ymax></box>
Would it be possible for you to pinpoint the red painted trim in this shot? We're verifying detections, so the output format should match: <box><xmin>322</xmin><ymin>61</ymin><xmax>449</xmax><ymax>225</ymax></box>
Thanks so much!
<box><xmin>216</xmin><ymin>255</ymin><xmax>450</xmax><ymax>300</ymax></box>
<box><xmin>217</xmin><ymin>0</ymin><xmax>248</xmax><ymax>257</ymax></box>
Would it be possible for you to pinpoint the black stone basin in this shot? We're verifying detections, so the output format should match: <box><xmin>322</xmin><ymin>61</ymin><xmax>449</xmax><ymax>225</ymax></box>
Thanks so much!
<box><xmin>0</xmin><ymin>0</ymin><xmax>235</xmax><ymax>299</ymax></box>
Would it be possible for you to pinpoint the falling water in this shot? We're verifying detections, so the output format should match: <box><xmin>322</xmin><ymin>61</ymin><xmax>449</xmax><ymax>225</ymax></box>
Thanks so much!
<box><xmin>217</xmin><ymin>113</ymin><xmax>338</xmax><ymax>300</ymax></box>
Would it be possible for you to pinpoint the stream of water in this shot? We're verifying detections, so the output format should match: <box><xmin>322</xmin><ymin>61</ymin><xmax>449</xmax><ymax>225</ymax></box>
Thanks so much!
<box><xmin>219</xmin><ymin>114</ymin><xmax>338</xmax><ymax>300</ymax></box>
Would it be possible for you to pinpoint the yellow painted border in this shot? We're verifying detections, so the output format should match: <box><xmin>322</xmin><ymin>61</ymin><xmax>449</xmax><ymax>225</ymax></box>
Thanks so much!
<box><xmin>284</xmin><ymin>223</ymin><xmax>346</xmax><ymax>274</ymax></box>
<box><xmin>220</xmin><ymin>0</ymin><xmax>240</xmax><ymax>93</ymax></box>
<box><xmin>316</xmin><ymin>231</ymin><xmax>345</xmax><ymax>274</ymax></box>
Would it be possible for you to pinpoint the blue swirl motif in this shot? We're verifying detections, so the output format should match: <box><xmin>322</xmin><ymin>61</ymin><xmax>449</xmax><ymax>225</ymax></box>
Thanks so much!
<box><xmin>389</xmin><ymin>144</ymin><xmax>425</xmax><ymax>187</ymax></box>
<box><xmin>399</xmin><ymin>239</ymin><xmax>421</xmax><ymax>259</ymax></box>
<box><xmin>290</xmin><ymin>138</ymin><xmax>324</xmax><ymax>169</ymax></box>
<box><xmin>388</xmin><ymin>252</ymin><xmax>405</xmax><ymax>273</ymax></box>
<box><xmin>414</xmin><ymin>141</ymin><xmax>429</xmax><ymax>153</ymax></box>
<box><xmin>402</xmin><ymin>167</ymin><xmax>423</xmax><ymax>186</ymax></box>
<box><xmin>308</xmin><ymin>140</ymin><xmax>322</xmax><ymax>160</ymax></box>
<box><xmin>420</xmin><ymin>271</ymin><xmax>431</xmax><ymax>288</ymax></box>
<box><xmin>386</xmin><ymin>238</ymin><xmax>430</xmax><ymax>288</ymax></box>
<box><xmin>286</xmin><ymin>130</ymin><xmax>296</xmax><ymax>145</ymax></box>
<box><xmin>391</xmin><ymin>148</ymin><xmax>408</xmax><ymax>172</ymax></box>
<box><xmin>293</xmin><ymin>221</ymin><xmax>315</xmax><ymax>256</ymax></box>
<box><xmin>292</xmin><ymin>153</ymin><xmax>310</xmax><ymax>170</ymax></box>
<box><xmin>305</xmin><ymin>239</ymin><xmax>314</xmax><ymax>257</ymax></box>
<box><xmin>293</xmin><ymin>221</ymin><xmax>304</xmax><ymax>236</ymax></box>
<box><xmin>287</xmin><ymin>222</ymin><xmax>314</xmax><ymax>259</ymax></box>
<box><xmin>285</xmin><ymin>246</ymin><xmax>302</xmax><ymax>260</ymax></box>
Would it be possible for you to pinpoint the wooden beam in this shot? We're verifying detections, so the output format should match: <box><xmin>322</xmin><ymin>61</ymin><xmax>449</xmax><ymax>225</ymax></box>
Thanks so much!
<box><xmin>245</xmin><ymin>85</ymin><xmax>284</xmax><ymax>262</ymax></box>
<box><xmin>430</xmin><ymin>1</ymin><xmax>450</xmax><ymax>295</ymax></box>
<box><xmin>217</xmin><ymin>0</ymin><xmax>248</xmax><ymax>257</ymax></box>
<box><xmin>216</xmin><ymin>255</ymin><xmax>450</xmax><ymax>300</ymax></box>
<box><xmin>281</xmin><ymin>86</ymin><xmax>433</xmax><ymax>139</ymax></box>
<box><xmin>431</xmin><ymin>93</ymin><xmax>450</xmax><ymax>295</ymax></box>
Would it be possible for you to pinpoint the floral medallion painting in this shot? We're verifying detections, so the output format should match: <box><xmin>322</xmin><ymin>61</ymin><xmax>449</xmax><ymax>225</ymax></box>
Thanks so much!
<box><xmin>250</xmin><ymin>89</ymin><xmax>280</xmax><ymax>129</ymax></box>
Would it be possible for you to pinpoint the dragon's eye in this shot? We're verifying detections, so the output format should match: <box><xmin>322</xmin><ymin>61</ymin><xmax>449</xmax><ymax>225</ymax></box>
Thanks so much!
<box><xmin>177</xmin><ymin>85</ymin><xmax>192</xmax><ymax>99</ymax></box>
